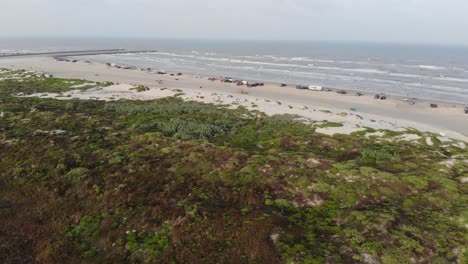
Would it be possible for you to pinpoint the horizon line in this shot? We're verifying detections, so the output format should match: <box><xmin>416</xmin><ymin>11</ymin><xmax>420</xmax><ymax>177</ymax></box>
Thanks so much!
<box><xmin>1</xmin><ymin>36</ymin><xmax>468</xmax><ymax>48</ymax></box>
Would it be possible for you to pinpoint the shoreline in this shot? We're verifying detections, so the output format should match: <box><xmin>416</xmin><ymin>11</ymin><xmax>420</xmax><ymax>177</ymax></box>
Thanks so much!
<box><xmin>68</xmin><ymin>53</ymin><xmax>468</xmax><ymax>106</ymax></box>
<box><xmin>0</xmin><ymin>56</ymin><xmax>467</xmax><ymax>142</ymax></box>
<box><xmin>68</xmin><ymin>55</ymin><xmax>468</xmax><ymax>106</ymax></box>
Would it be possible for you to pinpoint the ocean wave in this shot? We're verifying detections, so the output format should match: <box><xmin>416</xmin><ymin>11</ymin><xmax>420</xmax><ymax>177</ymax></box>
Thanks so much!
<box><xmin>205</xmin><ymin>63</ymin><xmax>257</xmax><ymax>71</ymax></box>
<box><xmin>237</xmin><ymin>55</ymin><xmax>373</xmax><ymax>67</ymax></box>
<box><xmin>388</xmin><ymin>72</ymin><xmax>427</xmax><ymax>79</ymax></box>
<box><xmin>263</xmin><ymin>55</ymin><xmax>279</xmax><ymax>59</ymax></box>
<box><xmin>434</xmin><ymin>76</ymin><xmax>468</xmax><ymax>83</ymax></box>
<box><xmin>342</xmin><ymin>68</ymin><xmax>387</xmax><ymax>74</ymax></box>
<box><xmin>416</xmin><ymin>65</ymin><xmax>447</xmax><ymax>70</ymax></box>
<box><xmin>154</xmin><ymin>52</ymin><xmax>197</xmax><ymax>59</ymax></box>
<box><xmin>239</xmin><ymin>55</ymin><xmax>260</xmax><ymax>59</ymax></box>
<box><xmin>0</xmin><ymin>49</ymin><xmax>15</xmax><ymax>54</ymax></box>
<box><xmin>0</xmin><ymin>49</ymin><xmax>37</xmax><ymax>54</ymax></box>
<box><xmin>85</xmin><ymin>52</ymin><xmax>468</xmax><ymax>103</ymax></box>
<box><xmin>289</xmin><ymin>57</ymin><xmax>309</xmax><ymax>61</ymax></box>
<box><xmin>124</xmin><ymin>53</ymin><xmax>393</xmax><ymax>75</ymax></box>
<box><xmin>340</xmin><ymin>60</ymin><xmax>368</xmax><ymax>65</ymax></box>
<box><xmin>311</xmin><ymin>58</ymin><xmax>335</xmax><ymax>63</ymax></box>
<box><xmin>405</xmin><ymin>83</ymin><xmax>468</xmax><ymax>94</ymax></box>
<box><xmin>227</xmin><ymin>59</ymin><xmax>296</xmax><ymax>68</ymax></box>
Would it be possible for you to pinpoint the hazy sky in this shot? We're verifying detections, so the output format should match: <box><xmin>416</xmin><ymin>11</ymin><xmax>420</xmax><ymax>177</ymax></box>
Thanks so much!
<box><xmin>1</xmin><ymin>0</ymin><xmax>467</xmax><ymax>45</ymax></box>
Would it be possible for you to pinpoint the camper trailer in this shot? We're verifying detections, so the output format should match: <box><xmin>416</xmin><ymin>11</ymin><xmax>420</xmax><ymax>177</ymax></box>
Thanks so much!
<box><xmin>308</xmin><ymin>85</ymin><xmax>323</xmax><ymax>91</ymax></box>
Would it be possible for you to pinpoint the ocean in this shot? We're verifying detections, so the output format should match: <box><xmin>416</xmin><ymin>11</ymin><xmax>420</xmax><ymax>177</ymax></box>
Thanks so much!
<box><xmin>2</xmin><ymin>37</ymin><xmax>468</xmax><ymax>103</ymax></box>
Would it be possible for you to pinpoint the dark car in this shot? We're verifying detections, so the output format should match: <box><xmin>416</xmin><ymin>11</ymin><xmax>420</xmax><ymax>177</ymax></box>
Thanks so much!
<box><xmin>465</xmin><ymin>106</ymin><xmax>468</xmax><ymax>113</ymax></box>
<box><xmin>337</xmin><ymin>90</ymin><xmax>347</xmax><ymax>94</ymax></box>
<box><xmin>296</xmin><ymin>85</ymin><xmax>308</xmax><ymax>90</ymax></box>
<box><xmin>375</xmin><ymin>93</ymin><xmax>386</xmax><ymax>100</ymax></box>
<box><xmin>281</xmin><ymin>83</ymin><xmax>287</xmax><ymax>87</ymax></box>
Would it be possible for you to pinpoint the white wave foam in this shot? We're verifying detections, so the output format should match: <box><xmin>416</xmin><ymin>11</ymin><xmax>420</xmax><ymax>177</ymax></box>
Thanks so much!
<box><xmin>290</xmin><ymin>57</ymin><xmax>308</xmax><ymax>61</ymax></box>
<box><xmin>388</xmin><ymin>72</ymin><xmax>426</xmax><ymax>79</ymax></box>
<box><xmin>417</xmin><ymin>65</ymin><xmax>446</xmax><ymax>70</ymax></box>
<box><xmin>342</xmin><ymin>68</ymin><xmax>387</xmax><ymax>74</ymax></box>
<box><xmin>434</xmin><ymin>76</ymin><xmax>468</xmax><ymax>83</ymax></box>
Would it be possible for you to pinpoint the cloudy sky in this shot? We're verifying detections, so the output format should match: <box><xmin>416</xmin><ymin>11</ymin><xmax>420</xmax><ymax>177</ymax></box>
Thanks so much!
<box><xmin>1</xmin><ymin>0</ymin><xmax>467</xmax><ymax>45</ymax></box>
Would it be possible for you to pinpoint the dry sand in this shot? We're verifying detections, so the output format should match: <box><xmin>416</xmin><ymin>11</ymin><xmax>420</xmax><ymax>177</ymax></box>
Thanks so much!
<box><xmin>1</xmin><ymin>56</ymin><xmax>467</xmax><ymax>142</ymax></box>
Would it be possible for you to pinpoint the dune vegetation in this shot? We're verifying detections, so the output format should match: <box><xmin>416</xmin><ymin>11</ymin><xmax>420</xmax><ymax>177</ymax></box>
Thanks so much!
<box><xmin>0</xmin><ymin>69</ymin><xmax>467</xmax><ymax>263</ymax></box>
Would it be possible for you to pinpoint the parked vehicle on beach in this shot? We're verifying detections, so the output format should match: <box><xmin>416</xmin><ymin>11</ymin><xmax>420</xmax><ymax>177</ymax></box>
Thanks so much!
<box><xmin>464</xmin><ymin>106</ymin><xmax>468</xmax><ymax>113</ymax></box>
<box><xmin>296</xmin><ymin>85</ymin><xmax>308</xmax><ymax>90</ymax></box>
<box><xmin>356</xmin><ymin>92</ymin><xmax>363</xmax><ymax>96</ymax></box>
<box><xmin>324</xmin><ymin>88</ymin><xmax>332</xmax><ymax>92</ymax></box>
<box><xmin>308</xmin><ymin>85</ymin><xmax>323</xmax><ymax>91</ymax></box>
<box><xmin>280</xmin><ymin>83</ymin><xmax>287</xmax><ymax>87</ymax></box>
<box><xmin>337</xmin><ymin>90</ymin><xmax>347</xmax><ymax>94</ymax></box>
<box><xmin>430</xmin><ymin>104</ymin><xmax>438</xmax><ymax>108</ymax></box>
<box><xmin>375</xmin><ymin>93</ymin><xmax>386</xmax><ymax>100</ymax></box>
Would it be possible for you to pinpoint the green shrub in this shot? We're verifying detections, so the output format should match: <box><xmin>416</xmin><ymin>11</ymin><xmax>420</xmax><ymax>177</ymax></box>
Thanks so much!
<box><xmin>125</xmin><ymin>223</ymin><xmax>171</xmax><ymax>262</ymax></box>
<box><xmin>67</xmin><ymin>216</ymin><xmax>99</xmax><ymax>238</ymax></box>
<box><xmin>361</xmin><ymin>145</ymin><xmax>400</xmax><ymax>164</ymax></box>
<box><xmin>66</xmin><ymin>167</ymin><xmax>90</xmax><ymax>178</ymax></box>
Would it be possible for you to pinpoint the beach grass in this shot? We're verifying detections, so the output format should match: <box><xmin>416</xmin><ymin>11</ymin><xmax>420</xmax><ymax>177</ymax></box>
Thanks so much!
<box><xmin>0</xmin><ymin>71</ymin><xmax>467</xmax><ymax>263</ymax></box>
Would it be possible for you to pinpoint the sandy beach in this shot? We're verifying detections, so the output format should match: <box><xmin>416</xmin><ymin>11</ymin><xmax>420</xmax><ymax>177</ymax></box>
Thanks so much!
<box><xmin>1</xmin><ymin>56</ymin><xmax>467</xmax><ymax>142</ymax></box>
